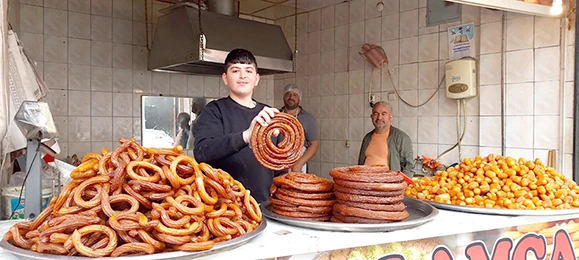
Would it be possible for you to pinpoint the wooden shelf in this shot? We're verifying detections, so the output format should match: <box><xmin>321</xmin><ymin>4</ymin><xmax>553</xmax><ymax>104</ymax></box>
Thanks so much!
<box><xmin>446</xmin><ymin>0</ymin><xmax>561</xmax><ymax>17</ymax></box>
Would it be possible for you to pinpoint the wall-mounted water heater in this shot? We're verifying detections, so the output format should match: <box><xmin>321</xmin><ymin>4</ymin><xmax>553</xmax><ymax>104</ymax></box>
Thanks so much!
<box><xmin>445</xmin><ymin>58</ymin><xmax>477</xmax><ymax>99</ymax></box>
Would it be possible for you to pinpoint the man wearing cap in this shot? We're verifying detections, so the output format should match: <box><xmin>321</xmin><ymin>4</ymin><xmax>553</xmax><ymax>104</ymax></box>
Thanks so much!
<box><xmin>280</xmin><ymin>84</ymin><xmax>319</xmax><ymax>173</ymax></box>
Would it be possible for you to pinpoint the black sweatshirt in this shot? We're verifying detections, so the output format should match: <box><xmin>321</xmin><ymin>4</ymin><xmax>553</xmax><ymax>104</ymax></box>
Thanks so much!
<box><xmin>193</xmin><ymin>97</ymin><xmax>274</xmax><ymax>203</ymax></box>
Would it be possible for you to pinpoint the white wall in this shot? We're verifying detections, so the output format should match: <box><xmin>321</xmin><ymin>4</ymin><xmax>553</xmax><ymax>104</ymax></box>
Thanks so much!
<box><xmin>13</xmin><ymin>0</ymin><xmax>574</xmax><ymax>178</ymax></box>
<box><xmin>273</xmin><ymin>0</ymin><xmax>574</xmax><ymax>179</ymax></box>
<box><xmin>14</xmin><ymin>0</ymin><xmax>276</xmax><ymax>159</ymax></box>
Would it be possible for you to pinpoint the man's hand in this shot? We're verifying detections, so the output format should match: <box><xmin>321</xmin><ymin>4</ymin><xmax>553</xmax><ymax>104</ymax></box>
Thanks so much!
<box><xmin>242</xmin><ymin>107</ymin><xmax>280</xmax><ymax>144</ymax></box>
<box><xmin>291</xmin><ymin>162</ymin><xmax>304</xmax><ymax>172</ymax></box>
<box><xmin>174</xmin><ymin>128</ymin><xmax>183</xmax><ymax>143</ymax></box>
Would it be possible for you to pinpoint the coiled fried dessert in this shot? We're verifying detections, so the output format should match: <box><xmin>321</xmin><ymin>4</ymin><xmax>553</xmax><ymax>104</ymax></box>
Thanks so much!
<box><xmin>3</xmin><ymin>138</ymin><xmax>262</xmax><ymax>257</ymax></box>
<box><xmin>269</xmin><ymin>172</ymin><xmax>335</xmax><ymax>221</ymax></box>
<box><xmin>251</xmin><ymin>112</ymin><xmax>305</xmax><ymax>171</ymax></box>
<box><xmin>330</xmin><ymin>166</ymin><xmax>409</xmax><ymax>223</ymax></box>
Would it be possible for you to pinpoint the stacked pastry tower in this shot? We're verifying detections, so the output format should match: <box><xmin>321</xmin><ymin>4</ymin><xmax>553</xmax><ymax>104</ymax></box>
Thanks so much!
<box><xmin>269</xmin><ymin>172</ymin><xmax>335</xmax><ymax>221</ymax></box>
<box><xmin>329</xmin><ymin>166</ymin><xmax>409</xmax><ymax>223</ymax></box>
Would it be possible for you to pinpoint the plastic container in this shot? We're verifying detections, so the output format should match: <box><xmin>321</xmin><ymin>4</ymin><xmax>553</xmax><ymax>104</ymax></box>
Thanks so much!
<box><xmin>2</xmin><ymin>187</ymin><xmax>52</xmax><ymax>220</ymax></box>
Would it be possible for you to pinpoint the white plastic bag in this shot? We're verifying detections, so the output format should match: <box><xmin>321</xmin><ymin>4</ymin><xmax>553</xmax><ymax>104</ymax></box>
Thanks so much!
<box><xmin>51</xmin><ymin>159</ymin><xmax>74</xmax><ymax>186</ymax></box>
<box><xmin>1</xmin><ymin>30</ymin><xmax>49</xmax><ymax>156</ymax></box>
<box><xmin>0</xmin><ymin>0</ymin><xmax>9</xmax><ymax>153</ymax></box>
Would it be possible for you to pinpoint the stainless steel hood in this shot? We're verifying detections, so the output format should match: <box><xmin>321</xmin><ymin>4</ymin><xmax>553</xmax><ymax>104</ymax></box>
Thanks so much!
<box><xmin>149</xmin><ymin>3</ymin><xmax>294</xmax><ymax>75</ymax></box>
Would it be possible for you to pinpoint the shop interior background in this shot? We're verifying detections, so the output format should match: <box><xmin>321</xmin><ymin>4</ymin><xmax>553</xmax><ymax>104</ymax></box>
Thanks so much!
<box><xmin>8</xmin><ymin>0</ymin><xmax>575</xmax><ymax>179</ymax></box>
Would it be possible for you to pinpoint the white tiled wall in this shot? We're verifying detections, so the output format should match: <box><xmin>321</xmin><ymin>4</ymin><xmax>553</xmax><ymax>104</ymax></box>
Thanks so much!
<box><xmin>13</xmin><ymin>0</ymin><xmax>275</xmax><ymax>160</ymax></box>
<box><xmin>275</xmin><ymin>1</ymin><xmax>574</xmax><ymax>178</ymax></box>
<box><xmin>13</xmin><ymin>0</ymin><xmax>574</xmax><ymax>178</ymax></box>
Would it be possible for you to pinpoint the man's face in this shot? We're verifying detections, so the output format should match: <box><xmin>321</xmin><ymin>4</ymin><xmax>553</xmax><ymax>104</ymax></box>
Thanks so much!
<box><xmin>180</xmin><ymin>120</ymin><xmax>188</xmax><ymax>129</ymax></box>
<box><xmin>222</xmin><ymin>63</ymin><xmax>260</xmax><ymax>97</ymax></box>
<box><xmin>371</xmin><ymin>103</ymin><xmax>393</xmax><ymax>130</ymax></box>
<box><xmin>192</xmin><ymin>104</ymin><xmax>202</xmax><ymax>114</ymax></box>
<box><xmin>283</xmin><ymin>91</ymin><xmax>300</xmax><ymax>110</ymax></box>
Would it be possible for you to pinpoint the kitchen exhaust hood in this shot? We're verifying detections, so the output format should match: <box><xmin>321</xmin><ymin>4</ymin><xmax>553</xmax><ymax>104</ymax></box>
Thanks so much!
<box><xmin>149</xmin><ymin>2</ymin><xmax>294</xmax><ymax>75</ymax></box>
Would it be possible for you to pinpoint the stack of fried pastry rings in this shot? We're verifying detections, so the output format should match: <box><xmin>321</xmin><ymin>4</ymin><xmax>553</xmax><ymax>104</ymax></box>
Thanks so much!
<box><xmin>3</xmin><ymin>138</ymin><xmax>262</xmax><ymax>257</ymax></box>
<box><xmin>269</xmin><ymin>172</ymin><xmax>335</xmax><ymax>221</ymax></box>
<box><xmin>251</xmin><ymin>112</ymin><xmax>305</xmax><ymax>171</ymax></box>
<box><xmin>329</xmin><ymin>166</ymin><xmax>409</xmax><ymax>223</ymax></box>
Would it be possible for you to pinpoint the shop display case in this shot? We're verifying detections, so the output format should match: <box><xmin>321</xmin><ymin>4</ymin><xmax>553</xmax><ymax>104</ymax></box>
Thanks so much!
<box><xmin>1</xmin><ymin>209</ymin><xmax>577</xmax><ymax>259</ymax></box>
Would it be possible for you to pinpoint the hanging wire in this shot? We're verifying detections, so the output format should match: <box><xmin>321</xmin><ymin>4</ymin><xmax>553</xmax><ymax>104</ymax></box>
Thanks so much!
<box><xmin>198</xmin><ymin>0</ymin><xmax>204</xmax><ymax>36</ymax></box>
<box><xmin>436</xmin><ymin>99</ymin><xmax>467</xmax><ymax>161</ymax></box>
<box><xmin>345</xmin><ymin>1</ymin><xmax>351</xmax><ymax>145</ymax></box>
<box><xmin>198</xmin><ymin>0</ymin><xmax>205</xmax><ymax>60</ymax></box>
<box><xmin>293</xmin><ymin>0</ymin><xmax>298</xmax><ymax>72</ymax></box>
<box><xmin>382</xmin><ymin>25</ymin><xmax>443</xmax><ymax>108</ymax></box>
<box><xmin>385</xmin><ymin>66</ymin><xmax>444</xmax><ymax>108</ymax></box>
<box><xmin>145</xmin><ymin>0</ymin><xmax>150</xmax><ymax>53</ymax></box>
<box><xmin>9</xmin><ymin>143</ymin><xmax>40</xmax><ymax>220</ymax></box>
<box><xmin>457</xmin><ymin>99</ymin><xmax>462</xmax><ymax>161</ymax></box>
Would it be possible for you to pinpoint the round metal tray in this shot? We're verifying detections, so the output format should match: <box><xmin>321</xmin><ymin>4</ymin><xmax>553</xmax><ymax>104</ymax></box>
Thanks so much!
<box><xmin>0</xmin><ymin>219</ymin><xmax>267</xmax><ymax>260</ymax></box>
<box><xmin>427</xmin><ymin>201</ymin><xmax>579</xmax><ymax>216</ymax></box>
<box><xmin>261</xmin><ymin>197</ymin><xmax>438</xmax><ymax>232</ymax></box>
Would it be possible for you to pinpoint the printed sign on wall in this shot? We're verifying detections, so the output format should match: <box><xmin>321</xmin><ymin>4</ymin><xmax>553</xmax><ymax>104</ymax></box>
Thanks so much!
<box><xmin>448</xmin><ymin>23</ymin><xmax>476</xmax><ymax>60</ymax></box>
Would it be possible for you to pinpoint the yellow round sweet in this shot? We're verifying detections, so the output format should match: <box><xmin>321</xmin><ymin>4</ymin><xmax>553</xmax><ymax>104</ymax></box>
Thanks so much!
<box><xmin>405</xmin><ymin>155</ymin><xmax>579</xmax><ymax>210</ymax></box>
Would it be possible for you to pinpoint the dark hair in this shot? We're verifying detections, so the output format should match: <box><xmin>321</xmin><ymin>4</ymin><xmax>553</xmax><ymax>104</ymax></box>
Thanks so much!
<box><xmin>177</xmin><ymin>112</ymin><xmax>190</xmax><ymax>123</ymax></box>
<box><xmin>223</xmin><ymin>49</ymin><xmax>258</xmax><ymax>72</ymax></box>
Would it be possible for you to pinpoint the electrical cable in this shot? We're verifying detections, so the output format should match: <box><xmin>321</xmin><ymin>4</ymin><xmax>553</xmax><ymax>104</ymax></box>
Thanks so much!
<box><xmin>383</xmin><ymin>30</ymin><xmax>444</xmax><ymax>108</ymax></box>
<box><xmin>198</xmin><ymin>0</ymin><xmax>204</xmax><ymax>61</ymax></box>
<box><xmin>457</xmin><ymin>99</ymin><xmax>462</xmax><ymax>161</ymax></box>
<box><xmin>368</xmin><ymin>69</ymin><xmax>373</xmax><ymax>105</ymax></box>
<box><xmin>144</xmin><ymin>0</ymin><xmax>150</xmax><ymax>53</ymax></box>
<box><xmin>0</xmin><ymin>153</ymin><xmax>7</xmax><ymax>216</ymax></box>
<box><xmin>344</xmin><ymin>1</ymin><xmax>351</xmax><ymax>147</ymax></box>
<box><xmin>385</xmin><ymin>64</ymin><xmax>445</xmax><ymax>108</ymax></box>
<box><xmin>293</xmin><ymin>0</ymin><xmax>298</xmax><ymax>71</ymax></box>
<box><xmin>8</xmin><ymin>143</ymin><xmax>40</xmax><ymax>220</ymax></box>
<box><xmin>436</xmin><ymin>99</ymin><xmax>467</xmax><ymax>162</ymax></box>
<box><xmin>368</xmin><ymin>68</ymin><xmax>380</xmax><ymax>106</ymax></box>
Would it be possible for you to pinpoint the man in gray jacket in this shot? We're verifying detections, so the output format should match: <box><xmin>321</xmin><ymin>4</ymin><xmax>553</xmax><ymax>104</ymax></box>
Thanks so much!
<box><xmin>358</xmin><ymin>101</ymin><xmax>415</xmax><ymax>177</ymax></box>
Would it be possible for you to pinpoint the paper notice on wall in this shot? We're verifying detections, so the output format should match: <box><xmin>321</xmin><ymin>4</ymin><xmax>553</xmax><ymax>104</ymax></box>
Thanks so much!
<box><xmin>448</xmin><ymin>23</ymin><xmax>475</xmax><ymax>60</ymax></box>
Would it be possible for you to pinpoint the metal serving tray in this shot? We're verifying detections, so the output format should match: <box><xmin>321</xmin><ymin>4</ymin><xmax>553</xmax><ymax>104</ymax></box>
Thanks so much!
<box><xmin>427</xmin><ymin>201</ymin><xmax>579</xmax><ymax>216</ymax></box>
<box><xmin>0</xmin><ymin>219</ymin><xmax>267</xmax><ymax>260</ymax></box>
<box><xmin>261</xmin><ymin>197</ymin><xmax>438</xmax><ymax>232</ymax></box>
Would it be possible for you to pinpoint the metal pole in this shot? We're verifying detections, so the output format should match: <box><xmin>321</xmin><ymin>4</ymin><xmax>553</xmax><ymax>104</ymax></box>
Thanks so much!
<box><xmin>573</xmin><ymin>4</ymin><xmax>579</xmax><ymax>181</ymax></box>
<box><xmin>501</xmin><ymin>12</ymin><xmax>506</xmax><ymax>156</ymax></box>
<box><xmin>24</xmin><ymin>139</ymin><xmax>41</xmax><ymax>219</ymax></box>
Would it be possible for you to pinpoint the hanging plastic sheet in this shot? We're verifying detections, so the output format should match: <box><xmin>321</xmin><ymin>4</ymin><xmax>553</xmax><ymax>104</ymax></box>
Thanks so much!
<box><xmin>0</xmin><ymin>0</ymin><xmax>9</xmax><ymax>155</ymax></box>
<box><xmin>14</xmin><ymin>101</ymin><xmax>58</xmax><ymax>140</ymax></box>
<box><xmin>1</xmin><ymin>30</ymin><xmax>49</xmax><ymax>157</ymax></box>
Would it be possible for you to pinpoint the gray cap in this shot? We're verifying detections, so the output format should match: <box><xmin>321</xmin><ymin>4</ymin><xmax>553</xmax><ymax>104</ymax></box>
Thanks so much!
<box><xmin>283</xmin><ymin>84</ymin><xmax>302</xmax><ymax>98</ymax></box>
